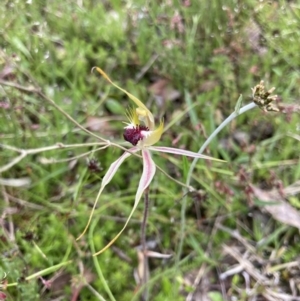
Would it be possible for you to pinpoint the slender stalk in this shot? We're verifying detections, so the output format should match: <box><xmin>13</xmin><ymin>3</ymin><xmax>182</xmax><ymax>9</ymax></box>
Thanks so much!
<box><xmin>4</xmin><ymin>261</ymin><xmax>73</xmax><ymax>287</ymax></box>
<box><xmin>188</xmin><ymin>101</ymin><xmax>257</xmax><ymax>181</ymax></box>
<box><xmin>176</xmin><ymin>101</ymin><xmax>257</xmax><ymax>262</ymax></box>
<box><xmin>89</xmin><ymin>217</ymin><xmax>116</xmax><ymax>301</ymax></box>
<box><xmin>0</xmin><ymin>142</ymin><xmax>108</xmax><ymax>173</ymax></box>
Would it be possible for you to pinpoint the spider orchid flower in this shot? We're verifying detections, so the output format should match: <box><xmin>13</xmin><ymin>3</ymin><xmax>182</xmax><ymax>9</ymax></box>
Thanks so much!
<box><xmin>78</xmin><ymin>67</ymin><xmax>223</xmax><ymax>256</ymax></box>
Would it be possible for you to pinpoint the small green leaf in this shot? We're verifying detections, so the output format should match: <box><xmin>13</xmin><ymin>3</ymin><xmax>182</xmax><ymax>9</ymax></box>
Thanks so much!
<box><xmin>11</xmin><ymin>37</ymin><xmax>32</xmax><ymax>59</ymax></box>
<box><xmin>254</xmin><ymin>199</ymin><xmax>280</xmax><ymax>207</ymax></box>
<box><xmin>234</xmin><ymin>94</ymin><xmax>243</xmax><ymax>115</ymax></box>
<box><xmin>105</xmin><ymin>98</ymin><xmax>126</xmax><ymax>114</ymax></box>
<box><xmin>208</xmin><ymin>291</ymin><xmax>225</xmax><ymax>301</ymax></box>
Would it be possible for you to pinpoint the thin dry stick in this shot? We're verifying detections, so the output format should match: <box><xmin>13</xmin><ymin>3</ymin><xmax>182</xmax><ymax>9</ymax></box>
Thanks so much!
<box><xmin>0</xmin><ymin>79</ymin><xmax>40</xmax><ymax>93</ymax></box>
<box><xmin>0</xmin><ymin>142</ymin><xmax>107</xmax><ymax>173</ymax></box>
<box><xmin>1</xmin><ymin>185</ymin><xmax>16</xmax><ymax>242</ymax></box>
<box><xmin>39</xmin><ymin>146</ymin><xmax>109</xmax><ymax>164</ymax></box>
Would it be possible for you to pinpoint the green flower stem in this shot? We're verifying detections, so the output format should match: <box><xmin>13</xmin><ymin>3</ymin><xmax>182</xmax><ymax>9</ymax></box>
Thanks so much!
<box><xmin>188</xmin><ymin>101</ymin><xmax>257</xmax><ymax>180</ymax></box>
<box><xmin>176</xmin><ymin>101</ymin><xmax>257</xmax><ymax>263</ymax></box>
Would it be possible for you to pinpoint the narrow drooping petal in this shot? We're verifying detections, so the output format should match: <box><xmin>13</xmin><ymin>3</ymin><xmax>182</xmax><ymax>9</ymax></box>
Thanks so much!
<box><xmin>102</xmin><ymin>147</ymin><xmax>139</xmax><ymax>185</ymax></box>
<box><xmin>94</xmin><ymin>67</ymin><xmax>154</xmax><ymax>128</ymax></box>
<box><xmin>141</xmin><ymin>120</ymin><xmax>164</xmax><ymax>147</ymax></box>
<box><xmin>148</xmin><ymin>146</ymin><xmax>224</xmax><ymax>162</ymax></box>
<box><xmin>136</xmin><ymin>149</ymin><xmax>156</xmax><ymax>202</ymax></box>
<box><xmin>93</xmin><ymin>148</ymin><xmax>156</xmax><ymax>256</ymax></box>
<box><xmin>77</xmin><ymin>147</ymin><xmax>139</xmax><ymax>241</ymax></box>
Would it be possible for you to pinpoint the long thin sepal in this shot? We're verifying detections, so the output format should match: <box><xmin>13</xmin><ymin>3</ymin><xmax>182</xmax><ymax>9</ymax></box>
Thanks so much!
<box><xmin>148</xmin><ymin>146</ymin><xmax>225</xmax><ymax>162</ymax></box>
<box><xmin>93</xmin><ymin>67</ymin><xmax>154</xmax><ymax>125</ymax></box>
<box><xmin>76</xmin><ymin>147</ymin><xmax>138</xmax><ymax>241</ymax></box>
<box><xmin>93</xmin><ymin>149</ymin><xmax>156</xmax><ymax>256</ymax></box>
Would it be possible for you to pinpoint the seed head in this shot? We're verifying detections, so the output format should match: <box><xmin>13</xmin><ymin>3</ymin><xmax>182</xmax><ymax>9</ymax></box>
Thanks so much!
<box><xmin>252</xmin><ymin>80</ymin><xmax>279</xmax><ymax>112</ymax></box>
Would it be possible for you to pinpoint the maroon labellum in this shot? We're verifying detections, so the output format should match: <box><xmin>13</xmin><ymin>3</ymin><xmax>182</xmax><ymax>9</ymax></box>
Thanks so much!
<box><xmin>123</xmin><ymin>125</ymin><xmax>149</xmax><ymax>146</ymax></box>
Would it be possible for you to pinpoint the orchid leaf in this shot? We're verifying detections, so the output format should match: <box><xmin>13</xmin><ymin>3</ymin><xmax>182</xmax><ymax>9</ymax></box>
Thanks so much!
<box><xmin>148</xmin><ymin>146</ymin><xmax>225</xmax><ymax>162</ymax></box>
<box><xmin>77</xmin><ymin>147</ymin><xmax>138</xmax><ymax>241</ymax></box>
<box><xmin>93</xmin><ymin>149</ymin><xmax>156</xmax><ymax>256</ymax></box>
